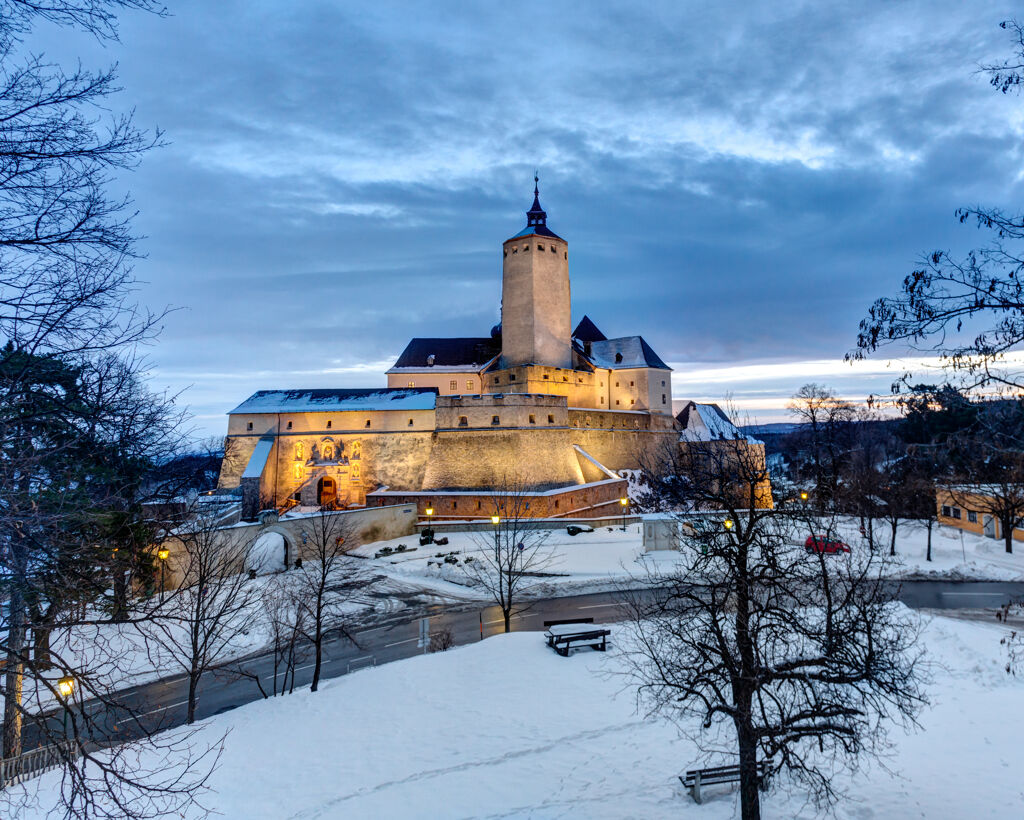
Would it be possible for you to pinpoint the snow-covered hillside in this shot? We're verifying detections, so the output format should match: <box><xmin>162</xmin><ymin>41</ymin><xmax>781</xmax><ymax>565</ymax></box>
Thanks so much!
<box><xmin>19</xmin><ymin>611</ymin><xmax>1023</xmax><ymax>818</ymax></box>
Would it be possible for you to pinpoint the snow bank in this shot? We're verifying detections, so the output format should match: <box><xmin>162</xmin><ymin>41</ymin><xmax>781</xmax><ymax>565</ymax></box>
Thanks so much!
<box><xmin>18</xmin><ymin>614</ymin><xmax>1024</xmax><ymax>819</ymax></box>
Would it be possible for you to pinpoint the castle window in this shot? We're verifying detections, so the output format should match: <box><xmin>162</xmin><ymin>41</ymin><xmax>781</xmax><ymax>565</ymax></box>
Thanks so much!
<box><xmin>477</xmin><ymin>500</ymin><xmax>482</xmax><ymax>510</ymax></box>
<box><xmin>293</xmin><ymin>464</ymin><xmax>303</xmax><ymax>480</ymax></box>
<box><xmin>452</xmin><ymin>500</ymin><xmax>458</xmax><ymax>510</ymax></box>
<box><xmin>537</xmin><ymin>244</ymin><xmax>544</xmax><ymax>251</ymax></box>
<box><xmin>512</xmin><ymin>246</ymin><xmax>518</xmax><ymax>254</ymax></box>
<box><xmin>543</xmin><ymin>374</ymin><xmax>549</xmax><ymax>380</ymax></box>
<box><xmin>408</xmin><ymin>418</ymin><xmax>414</xmax><ymax>426</ymax></box>
<box><xmin>466</xmin><ymin>380</ymin><xmax>474</xmax><ymax>391</ymax></box>
<box><xmin>615</xmin><ymin>381</ymin><xmax>619</xmax><ymax>387</ymax></box>
<box><xmin>529</xmin><ymin>414</ymin><xmax>536</xmax><ymax>424</ymax></box>
<box><xmin>287</xmin><ymin>421</ymin><xmax>293</xmax><ymax>430</ymax></box>
<box><xmin>523</xmin><ymin>244</ymin><xmax>529</xmax><ymax>252</ymax></box>
<box><xmin>459</xmin><ymin>416</ymin><xmax>468</xmax><ymax>426</ymax></box>
<box><xmin>365</xmin><ymin>419</ymin><xmax>371</xmax><ymax>428</ymax></box>
<box><xmin>326</xmin><ymin>420</ymin><xmax>332</xmax><ymax>429</ymax></box>
<box><xmin>408</xmin><ymin>381</ymin><xmax>415</xmax><ymax>388</ymax></box>
<box><xmin>630</xmin><ymin>399</ymin><xmax>635</xmax><ymax>405</ymax></box>
<box><xmin>494</xmin><ymin>377</ymin><xmax>500</xmax><ymax>384</ymax></box>
<box><xmin>295</xmin><ymin>442</ymin><xmax>304</xmax><ymax>460</ymax></box>
<box><xmin>600</xmin><ymin>397</ymin><xmax>604</xmax><ymax>404</ymax></box>
<box><xmin>449</xmin><ymin>380</ymin><xmax>457</xmax><ymax>391</ymax></box>
<box><xmin>547</xmin><ymin>414</ymin><xmax>555</xmax><ymax>424</ymax></box>
<box><xmin>577</xmin><ymin>377</ymin><xmax>582</xmax><ymax>383</ymax></box>
<box><xmin>661</xmin><ymin>380</ymin><xmax>666</xmax><ymax>387</ymax></box>
<box><xmin>616</xmin><ymin>400</ymin><xmax>620</xmax><ymax>406</ymax></box>
<box><xmin>562</xmin><ymin>376</ymin><xmax>568</xmax><ymax>382</ymax></box>
<box><xmin>630</xmin><ymin>381</ymin><xmax>635</xmax><ymax>387</ymax></box>
<box><xmin>503</xmin><ymin>250</ymin><xmax>507</xmax><ymax>257</ymax></box>
<box><xmin>510</xmin><ymin>374</ymin><xmax>516</xmax><ymax>382</ymax></box>
<box><xmin>492</xmin><ymin>415</ymin><xmax>500</xmax><ymax>425</ymax></box>
<box><xmin>247</xmin><ymin>421</ymin><xmax>253</xmax><ymax>431</ymax></box>
<box><xmin>615</xmin><ymin>353</ymin><xmax>623</xmax><ymax>364</ymax></box>
<box><xmin>550</xmin><ymin>245</ymin><xmax>556</xmax><ymax>253</ymax></box>
<box><xmin>662</xmin><ymin>394</ymin><xmax>667</xmax><ymax>404</ymax></box>
<box><xmin>554</xmin><ymin>500</ymin><xmax>559</xmax><ymax>509</ymax></box>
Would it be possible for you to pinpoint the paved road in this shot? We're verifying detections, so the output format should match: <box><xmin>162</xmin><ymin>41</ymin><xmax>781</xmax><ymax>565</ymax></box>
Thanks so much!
<box><xmin>31</xmin><ymin>580</ymin><xmax>1024</xmax><ymax>750</ymax></box>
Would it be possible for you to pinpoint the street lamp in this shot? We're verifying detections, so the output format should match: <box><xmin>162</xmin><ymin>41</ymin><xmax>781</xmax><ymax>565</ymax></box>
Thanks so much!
<box><xmin>799</xmin><ymin>491</ymin><xmax>809</xmax><ymax>502</ymax></box>
<box><xmin>491</xmin><ymin>514</ymin><xmax>500</xmax><ymax>526</ymax></box>
<box><xmin>724</xmin><ymin>519</ymin><xmax>734</xmax><ymax>531</ymax></box>
<box><xmin>157</xmin><ymin>548</ymin><xmax>170</xmax><ymax>595</ymax></box>
<box><xmin>619</xmin><ymin>497</ymin><xmax>628</xmax><ymax>531</ymax></box>
<box><xmin>491</xmin><ymin>514</ymin><xmax>500</xmax><ymax>559</ymax></box>
<box><xmin>57</xmin><ymin>675</ymin><xmax>75</xmax><ymax>738</ymax></box>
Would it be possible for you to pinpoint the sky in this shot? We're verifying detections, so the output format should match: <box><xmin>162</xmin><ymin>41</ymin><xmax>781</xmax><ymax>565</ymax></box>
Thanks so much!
<box><xmin>34</xmin><ymin>1</ymin><xmax>1024</xmax><ymax>436</ymax></box>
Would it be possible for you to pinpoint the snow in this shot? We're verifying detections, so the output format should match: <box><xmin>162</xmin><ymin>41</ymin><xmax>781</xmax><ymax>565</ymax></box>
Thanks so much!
<box><xmin>228</xmin><ymin>388</ymin><xmax>437</xmax><ymax>415</ymax></box>
<box><xmin>246</xmin><ymin>531</ymin><xmax>286</xmax><ymax>574</ymax></box>
<box><xmin>679</xmin><ymin>402</ymin><xmax>760</xmax><ymax>443</ymax></box>
<box><xmin>19</xmin><ymin>612</ymin><xmax>1023</xmax><ymax>818</ymax></box>
<box><xmin>240</xmin><ymin>436</ymin><xmax>273</xmax><ymax>479</ymax></box>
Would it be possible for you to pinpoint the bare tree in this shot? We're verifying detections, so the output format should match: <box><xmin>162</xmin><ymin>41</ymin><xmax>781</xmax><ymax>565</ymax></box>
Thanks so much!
<box><xmin>622</xmin><ymin>439</ymin><xmax>928</xmax><ymax>820</ymax></box>
<box><xmin>945</xmin><ymin>448</ymin><xmax>1024</xmax><ymax>555</ymax></box>
<box><xmin>149</xmin><ymin>507</ymin><xmax>258</xmax><ymax>724</ymax></box>
<box><xmin>787</xmin><ymin>383</ymin><xmax>855</xmax><ymax>509</ymax></box>
<box><xmin>852</xmin><ymin>21</ymin><xmax>1024</xmax><ymax>394</ymax></box>
<box><xmin>294</xmin><ymin>510</ymin><xmax>377</xmax><ymax>692</ymax></box>
<box><xmin>261</xmin><ymin>574</ymin><xmax>306</xmax><ymax>697</ymax></box>
<box><xmin>463</xmin><ymin>479</ymin><xmax>555</xmax><ymax>633</ymax></box>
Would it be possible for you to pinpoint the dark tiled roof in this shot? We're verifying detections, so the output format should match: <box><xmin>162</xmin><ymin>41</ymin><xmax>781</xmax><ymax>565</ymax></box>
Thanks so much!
<box><xmin>572</xmin><ymin>315</ymin><xmax>607</xmax><ymax>342</ymax></box>
<box><xmin>583</xmin><ymin>336</ymin><xmax>671</xmax><ymax>370</ymax></box>
<box><xmin>507</xmin><ymin>224</ymin><xmax>564</xmax><ymax>240</ymax></box>
<box><xmin>390</xmin><ymin>337</ymin><xmax>500</xmax><ymax>370</ymax></box>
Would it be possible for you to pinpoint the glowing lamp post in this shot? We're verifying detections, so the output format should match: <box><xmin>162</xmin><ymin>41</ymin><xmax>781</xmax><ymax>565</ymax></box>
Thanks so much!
<box><xmin>57</xmin><ymin>675</ymin><xmax>75</xmax><ymax>737</ymax></box>
<box><xmin>799</xmin><ymin>491</ymin><xmax>809</xmax><ymax>503</ymax></box>
<box><xmin>724</xmin><ymin>519</ymin><xmax>734</xmax><ymax>531</ymax></box>
<box><xmin>157</xmin><ymin>548</ymin><xmax>170</xmax><ymax>595</ymax></box>
<box><xmin>619</xmin><ymin>497</ymin><xmax>628</xmax><ymax>531</ymax></box>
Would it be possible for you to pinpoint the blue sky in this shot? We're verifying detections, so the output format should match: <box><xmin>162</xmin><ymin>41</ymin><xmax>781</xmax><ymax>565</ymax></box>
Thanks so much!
<box><xmin>37</xmin><ymin>1</ymin><xmax>1024</xmax><ymax>435</ymax></box>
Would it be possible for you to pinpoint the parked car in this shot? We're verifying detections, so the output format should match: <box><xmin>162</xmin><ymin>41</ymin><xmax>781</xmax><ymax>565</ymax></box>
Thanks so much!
<box><xmin>804</xmin><ymin>535</ymin><xmax>851</xmax><ymax>554</ymax></box>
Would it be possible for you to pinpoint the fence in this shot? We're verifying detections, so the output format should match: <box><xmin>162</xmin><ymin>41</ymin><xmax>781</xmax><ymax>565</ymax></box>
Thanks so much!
<box><xmin>0</xmin><ymin>738</ymin><xmax>80</xmax><ymax>789</ymax></box>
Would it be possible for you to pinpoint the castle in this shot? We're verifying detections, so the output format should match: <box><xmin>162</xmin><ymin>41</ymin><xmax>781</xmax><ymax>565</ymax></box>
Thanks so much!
<box><xmin>217</xmin><ymin>180</ymin><xmax>760</xmax><ymax>520</ymax></box>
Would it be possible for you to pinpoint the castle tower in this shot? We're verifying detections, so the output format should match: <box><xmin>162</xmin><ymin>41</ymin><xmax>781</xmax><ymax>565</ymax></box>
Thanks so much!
<box><xmin>500</xmin><ymin>177</ymin><xmax>572</xmax><ymax>369</ymax></box>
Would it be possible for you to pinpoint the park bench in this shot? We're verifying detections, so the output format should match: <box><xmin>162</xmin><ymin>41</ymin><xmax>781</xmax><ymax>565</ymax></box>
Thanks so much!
<box><xmin>679</xmin><ymin>761</ymin><xmax>770</xmax><ymax>804</ymax></box>
<box><xmin>543</xmin><ymin>621</ymin><xmax>611</xmax><ymax>656</ymax></box>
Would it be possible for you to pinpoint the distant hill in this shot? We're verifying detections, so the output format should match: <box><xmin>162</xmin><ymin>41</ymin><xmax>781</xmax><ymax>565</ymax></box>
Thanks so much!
<box><xmin>740</xmin><ymin>422</ymin><xmax>803</xmax><ymax>436</ymax></box>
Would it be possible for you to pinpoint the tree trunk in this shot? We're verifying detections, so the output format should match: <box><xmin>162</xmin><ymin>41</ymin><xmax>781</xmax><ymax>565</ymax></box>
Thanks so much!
<box><xmin>926</xmin><ymin>520</ymin><xmax>933</xmax><ymax>562</ymax></box>
<box><xmin>503</xmin><ymin>609</ymin><xmax>511</xmax><ymax>633</ymax></box>
<box><xmin>3</xmin><ymin>594</ymin><xmax>26</xmax><ymax>760</ymax></box>
<box><xmin>889</xmin><ymin>519</ymin><xmax>898</xmax><ymax>556</ymax></box>
<box><xmin>33</xmin><ymin>625</ymin><xmax>52</xmax><ymax>671</ymax></box>
<box><xmin>1004</xmin><ymin>522</ymin><xmax>1014</xmax><ymax>554</ymax></box>
<box><xmin>737</xmin><ymin>720</ymin><xmax>761</xmax><ymax>820</ymax></box>
<box><xmin>112</xmin><ymin>569</ymin><xmax>129</xmax><ymax>622</ymax></box>
<box><xmin>311</xmin><ymin>630</ymin><xmax>323</xmax><ymax>693</ymax></box>
<box><xmin>186</xmin><ymin>670</ymin><xmax>199</xmax><ymax>725</ymax></box>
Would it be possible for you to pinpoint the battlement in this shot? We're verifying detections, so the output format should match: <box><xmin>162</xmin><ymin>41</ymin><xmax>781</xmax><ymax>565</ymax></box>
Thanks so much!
<box><xmin>435</xmin><ymin>393</ymin><xmax>568</xmax><ymax>430</ymax></box>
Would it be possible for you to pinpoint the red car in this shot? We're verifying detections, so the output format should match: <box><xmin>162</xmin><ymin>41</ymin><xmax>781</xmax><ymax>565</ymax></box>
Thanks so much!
<box><xmin>805</xmin><ymin>535</ymin><xmax>851</xmax><ymax>554</ymax></box>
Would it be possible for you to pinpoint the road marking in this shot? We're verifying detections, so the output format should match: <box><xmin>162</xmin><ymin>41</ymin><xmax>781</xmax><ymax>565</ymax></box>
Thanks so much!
<box><xmin>483</xmin><ymin>613</ymin><xmax>537</xmax><ymax>626</ymax></box>
<box><xmin>578</xmin><ymin>603</ymin><xmax>620</xmax><ymax>610</ymax></box>
<box><xmin>141</xmin><ymin>699</ymin><xmax>188</xmax><ymax>717</ymax></box>
<box><xmin>384</xmin><ymin>637</ymin><xmax>418</xmax><ymax>648</ymax></box>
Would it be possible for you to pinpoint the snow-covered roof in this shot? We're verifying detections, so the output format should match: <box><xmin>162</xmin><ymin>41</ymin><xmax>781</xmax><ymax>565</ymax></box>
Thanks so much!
<box><xmin>677</xmin><ymin>401</ymin><xmax>762</xmax><ymax>443</ymax></box>
<box><xmin>582</xmin><ymin>336</ymin><xmax>670</xmax><ymax>370</ymax></box>
<box><xmin>229</xmin><ymin>388</ymin><xmax>438</xmax><ymax>415</ymax></box>
<box><xmin>241</xmin><ymin>437</ymin><xmax>274</xmax><ymax>479</ymax></box>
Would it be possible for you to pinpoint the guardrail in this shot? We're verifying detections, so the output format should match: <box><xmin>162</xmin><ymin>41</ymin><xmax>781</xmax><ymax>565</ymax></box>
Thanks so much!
<box><xmin>1</xmin><ymin>738</ymin><xmax>80</xmax><ymax>788</ymax></box>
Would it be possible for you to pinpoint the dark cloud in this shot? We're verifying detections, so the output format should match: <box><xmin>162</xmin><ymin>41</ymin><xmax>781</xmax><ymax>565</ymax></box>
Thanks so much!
<box><xmin>24</xmin><ymin>0</ymin><xmax>1024</xmax><ymax>432</ymax></box>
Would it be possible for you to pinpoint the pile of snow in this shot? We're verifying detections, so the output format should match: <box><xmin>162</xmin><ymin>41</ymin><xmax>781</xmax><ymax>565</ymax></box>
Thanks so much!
<box><xmin>19</xmin><ymin>613</ymin><xmax>1022</xmax><ymax>818</ymax></box>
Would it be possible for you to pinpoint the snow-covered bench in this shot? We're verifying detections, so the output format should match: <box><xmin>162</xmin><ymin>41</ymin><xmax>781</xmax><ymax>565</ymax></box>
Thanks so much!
<box><xmin>680</xmin><ymin>761</ymin><xmax>769</xmax><ymax>804</ymax></box>
<box><xmin>544</xmin><ymin>622</ymin><xmax>611</xmax><ymax>657</ymax></box>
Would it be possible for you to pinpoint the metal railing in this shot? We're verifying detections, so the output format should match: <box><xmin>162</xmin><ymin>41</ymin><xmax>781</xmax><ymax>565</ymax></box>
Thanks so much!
<box><xmin>0</xmin><ymin>739</ymin><xmax>80</xmax><ymax>789</ymax></box>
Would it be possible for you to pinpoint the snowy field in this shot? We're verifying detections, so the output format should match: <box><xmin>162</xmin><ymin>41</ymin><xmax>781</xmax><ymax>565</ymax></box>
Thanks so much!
<box><xmin>18</xmin><ymin>610</ymin><xmax>1022</xmax><ymax>818</ymax></box>
<box><xmin>357</xmin><ymin>518</ymin><xmax>1024</xmax><ymax>601</ymax></box>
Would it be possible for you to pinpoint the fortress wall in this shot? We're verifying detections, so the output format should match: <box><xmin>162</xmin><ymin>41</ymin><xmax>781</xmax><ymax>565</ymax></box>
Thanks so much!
<box><xmin>486</xmin><ymin>365</ymin><xmax>598</xmax><ymax>407</ymax></box>
<box><xmin>568</xmin><ymin>410</ymin><xmax>679</xmax><ymax>473</ymax></box>
<box><xmin>435</xmin><ymin>393</ymin><xmax>568</xmax><ymax>429</ymax></box>
<box><xmin>421</xmin><ymin>427</ymin><xmax>586</xmax><ymax>490</ymax></box>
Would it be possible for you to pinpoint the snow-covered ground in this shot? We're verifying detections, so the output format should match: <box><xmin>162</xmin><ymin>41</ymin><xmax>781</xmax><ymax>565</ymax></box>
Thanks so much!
<box><xmin>356</xmin><ymin>517</ymin><xmax>1024</xmax><ymax>601</ymax></box>
<box><xmin>18</xmin><ymin>610</ymin><xmax>1022</xmax><ymax>818</ymax></box>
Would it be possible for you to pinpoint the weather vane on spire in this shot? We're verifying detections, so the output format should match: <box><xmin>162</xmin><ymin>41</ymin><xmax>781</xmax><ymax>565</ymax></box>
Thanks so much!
<box><xmin>534</xmin><ymin>170</ymin><xmax>539</xmax><ymax>196</ymax></box>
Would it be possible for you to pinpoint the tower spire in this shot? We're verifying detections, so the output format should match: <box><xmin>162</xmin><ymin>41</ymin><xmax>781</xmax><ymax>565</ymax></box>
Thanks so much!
<box><xmin>527</xmin><ymin>172</ymin><xmax>546</xmax><ymax>227</ymax></box>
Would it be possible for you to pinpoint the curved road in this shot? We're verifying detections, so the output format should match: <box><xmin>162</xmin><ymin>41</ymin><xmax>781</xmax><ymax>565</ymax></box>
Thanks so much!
<box><xmin>32</xmin><ymin>580</ymin><xmax>1024</xmax><ymax>750</ymax></box>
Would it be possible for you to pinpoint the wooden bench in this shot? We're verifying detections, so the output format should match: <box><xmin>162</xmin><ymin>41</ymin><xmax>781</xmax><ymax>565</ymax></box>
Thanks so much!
<box><xmin>544</xmin><ymin>622</ymin><xmax>611</xmax><ymax>656</ymax></box>
<box><xmin>679</xmin><ymin>761</ymin><xmax>769</xmax><ymax>804</ymax></box>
